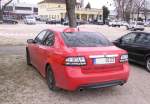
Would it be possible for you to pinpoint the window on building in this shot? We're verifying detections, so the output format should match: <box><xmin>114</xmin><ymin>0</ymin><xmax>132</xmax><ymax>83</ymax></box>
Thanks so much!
<box><xmin>5</xmin><ymin>6</ymin><xmax>13</xmax><ymax>11</ymax></box>
<box><xmin>34</xmin><ymin>8</ymin><xmax>38</xmax><ymax>12</ymax></box>
<box><xmin>58</xmin><ymin>5</ymin><xmax>61</xmax><ymax>8</ymax></box>
<box><xmin>15</xmin><ymin>6</ymin><xmax>32</xmax><ymax>11</ymax></box>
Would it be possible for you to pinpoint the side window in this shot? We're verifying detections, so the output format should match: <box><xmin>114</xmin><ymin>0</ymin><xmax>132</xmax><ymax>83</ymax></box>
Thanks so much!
<box><xmin>44</xmin><ymin>31</ymin><xmax>55</xmax><ymax>46</ymax></box>
<box><xmin>135</xmin><ymin>34</ymin><xmax>146</xmax><ymax>44</ymax></box>
<box><xmin>135</xmin><ymin>33</ymin><xmax>150</xmax><ymax>44</ymax></box>
<box><xmin>35</xmin><ymin>31</ymin><xmax>47</xmax><ymax>44</ymax></box>
<box><xmin>122</xmin><ymin>33</ymin><xmax>137</xmax><ymax>44</ymax></box>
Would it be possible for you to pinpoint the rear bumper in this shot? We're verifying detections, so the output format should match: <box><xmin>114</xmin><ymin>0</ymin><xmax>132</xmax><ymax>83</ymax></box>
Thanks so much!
<box><xmin>55</xmin><ymin>63</ymin><xmax>129</xmax><ymax>91</ymax></box>
<box><xmin>79</xmin><ymin>80</ymin><xmax>125</xmax><ymax>90</ymax></box>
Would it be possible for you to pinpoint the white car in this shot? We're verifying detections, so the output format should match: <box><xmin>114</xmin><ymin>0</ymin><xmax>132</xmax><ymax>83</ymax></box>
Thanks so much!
<box><xmin>121</xmin><ymin>21</ymin><xmax>129</xmax><ymax>26</ymax></box>
<box><xmin>24</xmin><ymin>16</ymin><xmax>36</xmax><ymax>25</ymax></box>
<box><xmin>126</xmin><ymin>21</ymin><xmax>144</xmax><ymax>31</ymax></box>
<box><xmin>144</xmin><ymin>21</ymin><xmax>150</xmax><ymax>27</ymax></box>
<box><xmin>108</xmin><ymin>20</ymin><xmax>121</xmax><ymax>27</ymax></box>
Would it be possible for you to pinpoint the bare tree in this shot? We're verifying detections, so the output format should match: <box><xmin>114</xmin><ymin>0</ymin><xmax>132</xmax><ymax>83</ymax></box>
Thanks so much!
<box><xmin>114</xmin><ymin>0</ymin><xmax>134</xmax><ymax>21</ymax></box>
<box><xmin>114</xmin><ymin>0</ymin><xmax>146</xmax><ymax>21</ymax></box>
<box><xmin>0</xmin><ymin>0</ymin><xmax>13</xmax><ymax>21</ymax></box>
<box><xmin>65</xmin><ymin>0</ymin><xmax>77</xmax><ymax>28</ymax></box>
<box><xmin>142</xmin><ymin>0</ymin><xmax>149</xmax><ymax>21</ymax></box>
<box><xmin>133</xmin><ymin>0</ymin><xmax>145</xmax><ymax>19</ymax></box>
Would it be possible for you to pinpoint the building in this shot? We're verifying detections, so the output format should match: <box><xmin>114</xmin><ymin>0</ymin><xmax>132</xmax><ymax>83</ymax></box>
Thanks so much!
<box><xmin>38</xmin><ymin>0</ymin><xmax>103</xmax><ymax>21</ymax></box>
<box><xmin>4</xmin><ymin>3</ymin><xmax>38</xmax><ymax>19</ymax></box>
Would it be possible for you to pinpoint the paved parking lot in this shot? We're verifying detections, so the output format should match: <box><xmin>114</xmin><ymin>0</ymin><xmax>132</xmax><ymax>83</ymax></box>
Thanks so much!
<box><xmin>0</xmin><ymin>24</ymin><xmax>150</xmax><ymax>104</ymax></box>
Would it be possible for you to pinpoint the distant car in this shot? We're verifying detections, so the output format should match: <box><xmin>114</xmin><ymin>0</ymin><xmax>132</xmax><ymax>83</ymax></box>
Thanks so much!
<box><xmin>62</xmin><ymin>20</ymin><xmax>69</xmax><ymax>25</ymax></box>
<box><xmin>77</xmin><ymin>20</ymin><xmax>88</xmax><ymax>25</ymax></box>
<box><xmin>3</xmin><ymin>18</ymin><xmax>18</xmax><ymax>24</ymax></box>
<box><xmin>126</xmin><ymin>21</ymin><xmax>144</xmax><ymax>31</ymax></box>
<box><xmin>113</xmin><ymin>32</ymin><xmax>150</xmax><ymax>72</ymax></box>
<box><xmin>121</xmin><ymin>21</ymin><xmax>129</xmax><ymax>26</ymax></box>
<box><xmin>108</xmin><ymin>20</ymin><xmax>121</xmax><ymax>27</ymax></box>
<box><xmin>0</xmin><ymin>20</ymin><xmax>3</xmax><ymax>24</ymax></box>
<box><xmin>26</xmin><ymin>28</ymin><xmax>130</xmax><ymax>91</ymax></box>
<box><xmin>144</xmin><ymin>21</ymin><xmax>150</xmax><ymax>27</ymax></box>
<box><xmin>46</xmin><ymin>19</ymin><xmax>61</xmax><ymax>24</ymax></box>
<box><xmin>24</xmin><ymin>16</ymin><xmax>36</xmax><ymax>25</ymax></box>
<box><xmin>97</xmin><ymin>20</ymin><xmax>104</xmax><ymax>25</ymax></box>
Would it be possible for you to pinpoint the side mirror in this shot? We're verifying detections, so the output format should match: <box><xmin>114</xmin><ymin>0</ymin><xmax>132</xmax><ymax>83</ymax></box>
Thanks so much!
<box><xmin>27</xmin><ymin>39</ymin><xmax>35</xmax><ymax>44</ymax></box>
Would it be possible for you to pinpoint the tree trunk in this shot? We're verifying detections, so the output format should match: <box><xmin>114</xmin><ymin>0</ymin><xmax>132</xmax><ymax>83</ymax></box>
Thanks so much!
<box><xmin>66</xmin><ymin>0</ymin><xmax>77</xmax><ymax>28</ymax></box>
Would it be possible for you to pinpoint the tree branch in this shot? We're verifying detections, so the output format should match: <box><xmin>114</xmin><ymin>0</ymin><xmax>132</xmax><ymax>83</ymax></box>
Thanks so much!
<box><xmin>2</xmin><ymin>0</ymin><xmax>13</xmax><ymax>11</ymax></box>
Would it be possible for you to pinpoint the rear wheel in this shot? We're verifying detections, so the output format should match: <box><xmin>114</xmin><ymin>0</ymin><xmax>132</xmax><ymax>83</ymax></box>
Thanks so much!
<box><xmin>46</xmin><ymin>65</ymin><xmax>59</xmax><ymax>91</ymax></box>
<box><xmin>146</xmin><ymin>57</ymin><xmax>150</xmax><ymax>72</ymax></box>
<box><xmin>26</xmin><ymin>48</ymin><xmax>32</xmax><ymax>65</ymax></box>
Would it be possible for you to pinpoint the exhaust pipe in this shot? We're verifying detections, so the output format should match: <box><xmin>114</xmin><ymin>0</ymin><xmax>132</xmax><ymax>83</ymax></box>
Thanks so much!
<box><xmin>79</xmin><ymin>88</ymin><xmax>84</xmax><ymax>91</ymax></box>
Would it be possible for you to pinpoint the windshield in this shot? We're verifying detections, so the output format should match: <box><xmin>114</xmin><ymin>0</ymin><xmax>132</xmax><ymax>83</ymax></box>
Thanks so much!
<box><xmin>62</xmin><ymin>32</ymin><xmax>112</xmax><ymax>47</ymax></box>
<box><xmin>137</xmin><ymin>22</ymin><xmax>144</xmax><ymax>25</ymax></box>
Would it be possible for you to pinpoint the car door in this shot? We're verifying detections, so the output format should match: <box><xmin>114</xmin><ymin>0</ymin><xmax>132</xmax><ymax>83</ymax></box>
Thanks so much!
<box><xmin>131</xmin><ymin>33</ymin><xmax>150</xmax><ymax>64</ymax></box>
<box><xmin>36</xmin><ymin>31</ymin><xmax>55</xmax><ymax>74</ymax></box>
<box><xmin>29</xmin><ymin>30</ymin><xmax>47</xmax><ymax>68</ymax></box>
<box><xmin>119</xmin><ymin>32</ymin><xmax>138</xmax><ymax>60</ymax></box>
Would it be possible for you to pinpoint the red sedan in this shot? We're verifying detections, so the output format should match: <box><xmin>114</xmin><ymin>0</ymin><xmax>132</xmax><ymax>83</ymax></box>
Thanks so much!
<box><xmin>26</xmin><ymin>28</ymin><xmax>130</xmax><ymax>91</ymax></box>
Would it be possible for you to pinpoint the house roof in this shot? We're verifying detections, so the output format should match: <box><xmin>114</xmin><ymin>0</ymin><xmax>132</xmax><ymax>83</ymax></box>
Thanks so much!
<box><xmin>38</xmin><ymin>0</ymin><xmax>66</xmax><ymax>4</ymax></box>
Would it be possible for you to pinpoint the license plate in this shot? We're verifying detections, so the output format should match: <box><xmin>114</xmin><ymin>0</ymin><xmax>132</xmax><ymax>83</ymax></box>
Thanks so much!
<box><xmin>93</xmin><ymin>57</ymin><xmax>115</xmax><ymax>65</ymax></box>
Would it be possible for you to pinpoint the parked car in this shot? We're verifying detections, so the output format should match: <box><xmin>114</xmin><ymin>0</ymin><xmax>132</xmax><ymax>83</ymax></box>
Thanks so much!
<box><xmin>113</xmin><ymin>32</ymin><xmax>150</xmax><ymax>72</ymax></box>
<box><xmin>126</xmin><ymin>21</ymin><xmax>144</xmax><ymax>31</ymax></box>
<box><xmin>0</xmin><ymin>20</ymin><xmax>3</xmax><ymax>24</ymax></box>
<box><xmin>121</xmin><ymin>21</ymin><xmax>129</xmax><ymax>26</ymax></box>
<box><xmin>97</xmin><ymin>20</ymin><xmax>104</xmax><ymax>25</ymax></box>
<box><xmin>144</xmin><ymin>21</ymin><xmax>150</xmax><ymax>27</ymax></box>
<box><xmin>24</xmin><ymin>16</ymin><xmax>36</xmax><ymax>25</ymax></box>
<box><xmin>62</xmin><ymin>20</ymin><xmax>69</xmax><ymax>25</ymax></box>
<box><xmin>91</xmin><ymin>19</ymin><xmax>104</xmax><ymax>25</ymax></box>
<box><xmin>26</xmin><ymin>28</ymin><xmax>130</xmax><ymax>91</ymax></box>
<box><xmin>46</xmin><ymin>19</ymin><xmax>60</xmax><ymax>24</ymax></box>
<box><xmin>108</xmin><ymin>20</ymin><xmax>121</xmax><ymax>27</ymax></box>
<box><xmin>77</xmin><ymin>20</ymin><xmax>88</xmax><ymax>25</ymax></box>
<box><xmin>3</xmin><ymin>18</ymin><xmax>18</xmax><ymax>24</ymax></box>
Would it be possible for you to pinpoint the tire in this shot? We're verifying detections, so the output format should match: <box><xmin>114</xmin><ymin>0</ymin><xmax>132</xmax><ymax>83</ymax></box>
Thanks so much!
<box><xmin>26</xmin><ymin>48</ymin><xmax>32</xmax><ymax>65</ymax></box>
<box><xmin>46</xmin><ymin>65</ymin><xmax>59</xmax><ymax>91</ymax></box>
<box><xmin>146</xmin><ymin>57</ymin><xmax>150</xmax><ymax>72</ymax></box>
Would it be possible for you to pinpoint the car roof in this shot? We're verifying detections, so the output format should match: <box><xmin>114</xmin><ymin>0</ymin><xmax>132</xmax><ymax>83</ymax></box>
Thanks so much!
<box><xmin>131</xmin><ymin>31</ymin><xmax>150</xmax><ymax>35</ymax></box>
<box><xmin>47</xmin><ymin>27</ymin><xmax>96</xmax><ymax>33</ymax></box>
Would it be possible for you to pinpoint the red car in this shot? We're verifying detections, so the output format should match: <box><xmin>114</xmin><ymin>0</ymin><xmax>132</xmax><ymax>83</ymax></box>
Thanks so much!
<box><xmin>26</xmin><ymin>28</ymin><xmax>130</xmax><ymax>91</ymax></box>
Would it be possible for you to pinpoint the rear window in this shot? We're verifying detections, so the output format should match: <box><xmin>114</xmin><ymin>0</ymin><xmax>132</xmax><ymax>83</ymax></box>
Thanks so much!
<box><xmin>61</xmin><ymin>32</ymin><xmax>112</xmax><ymax>47</ymax></box>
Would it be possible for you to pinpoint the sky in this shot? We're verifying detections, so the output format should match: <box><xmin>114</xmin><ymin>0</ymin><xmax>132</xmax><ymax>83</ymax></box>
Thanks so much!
<box><xmin>16</xmin><ymin>0</ymin><xmax>115</xmax><ymax>10</ymax></box>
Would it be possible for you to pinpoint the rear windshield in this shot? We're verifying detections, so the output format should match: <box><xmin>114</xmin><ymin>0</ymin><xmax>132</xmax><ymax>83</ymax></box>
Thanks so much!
<box><xmin>61</xmin><ymin>32</ymin><xmax>112</xmax><ymax>47</ymax></box>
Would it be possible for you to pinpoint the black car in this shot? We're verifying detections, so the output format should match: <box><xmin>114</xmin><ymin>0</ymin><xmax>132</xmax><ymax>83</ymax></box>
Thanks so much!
<box><xmin>113</xmin><ymin>32</ymin><xmax>150</xmax><ymax>72</ymax></box>
<box><xmin>3</xmin><ymin>18</ymin><xmax>18</xmax><ymax>24</ymax></box>
<box><xmin>46</xmin><ymin>19</ymin><xmax>60</xmax><ymax>24</ymax></box>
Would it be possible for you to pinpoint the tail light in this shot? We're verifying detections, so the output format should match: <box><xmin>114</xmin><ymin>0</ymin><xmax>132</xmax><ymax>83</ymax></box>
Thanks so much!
<box><xmin>120</xmin><ymin>54</ymin><xmax>128</xmax><ymax>63</ymax></box>
<box><xmin>65</xmin><ymin>56</ymin><xmax>86</xmax><ymax>66</ymax></box>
